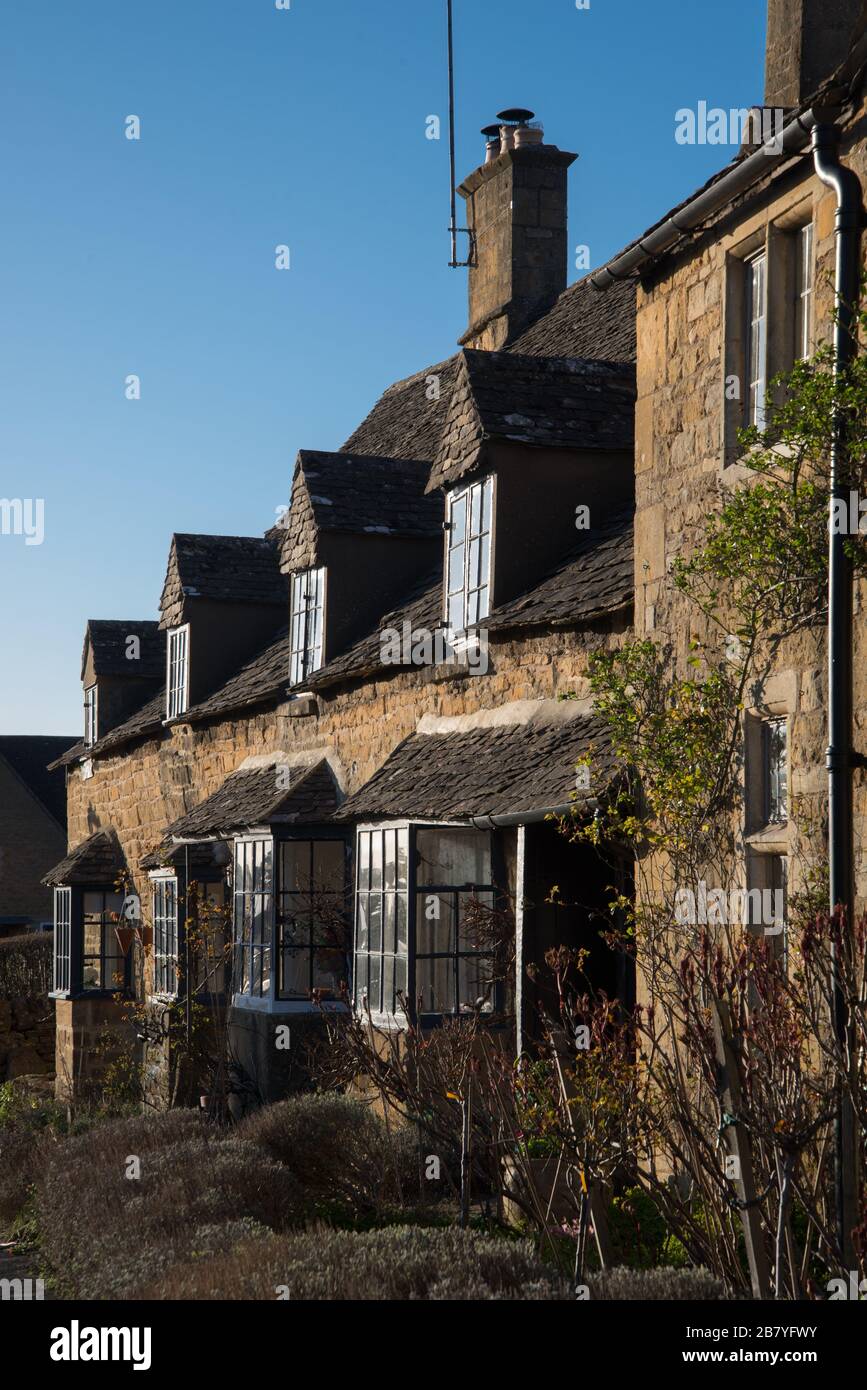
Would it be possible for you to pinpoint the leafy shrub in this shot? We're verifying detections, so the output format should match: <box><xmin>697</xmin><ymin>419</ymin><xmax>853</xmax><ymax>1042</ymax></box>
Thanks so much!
<box><xmin>239</xmin><ymin>1093</ymin><xmax>418</xmax><ymax>1217</ymax></box>
<box><xmin>137</xmin><ymin>1225</ymin><xmax>571</xmax><ymax>1300</ymax></box>
<box><xmin>0</xmin><ymin>932</ymin><xmax>53</xmax><ymax>998</ymax></box>
<box><xmin>586</xmin><ymin>1265</ymin><xmax>736</xmax><ymax>1300</ymax></box>
<box><xmin>37</xmin><ymin>1109</ymin><xmax>307</xmax><ymax>1298</ymax></box>
<box><xmin>609</xmin><ymin>1186</ymin><xmax>689</xmax><ymax>1269</ymax></box>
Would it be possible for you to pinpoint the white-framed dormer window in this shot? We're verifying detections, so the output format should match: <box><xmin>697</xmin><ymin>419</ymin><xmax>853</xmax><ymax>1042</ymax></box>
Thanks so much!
<box><xmin>167</xmin><ymin>625</ymin><xmax>189</xmax><ymax>719</ymax></box>
<box><xmin>289</xmin><ymin>567</ymin><xmax>325</xmax><ymax>687</ymax></box>
<box><xmin>794</xmin><ymin>222</ymin><xmax>814</xmax><ymax>361</ymax></box>
<box><xmin>445</xmin><ymin>476</ymin><xmax>493</xmax><ymax>633</ymax></box>
<box><xmin>84</xmin><ymin>684</ymin><xmax>98</xmax><ymax>748</ymax></box>
<box><xmin>745</xmin><ymin>250</ymin><xmax>768</xmax><ymax>429</ymax></box>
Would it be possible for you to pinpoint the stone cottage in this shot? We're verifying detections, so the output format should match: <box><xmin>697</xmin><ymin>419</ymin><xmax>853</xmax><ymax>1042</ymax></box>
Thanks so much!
<box><xmin>44</xmin><ymin>110</ymin><xmax>639</xmax><ymax>1105</ymax></box>
<box><xmin>44</xmin><ymin>0</ymin><xmax>867</xmax><ymax>1123</ymax></box>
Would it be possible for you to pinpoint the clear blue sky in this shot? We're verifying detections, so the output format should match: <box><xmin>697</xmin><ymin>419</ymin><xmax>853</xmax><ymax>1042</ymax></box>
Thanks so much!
<box><xmin>0</xmin><ymin>0</ymin><xmax>765</xmax><ymax>735</ymax></box>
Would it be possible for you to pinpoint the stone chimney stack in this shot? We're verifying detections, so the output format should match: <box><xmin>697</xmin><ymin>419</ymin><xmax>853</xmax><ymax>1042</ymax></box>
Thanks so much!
<box><xmin>458</xmin><ymin>111</ymin><xmax>577</xmax><ymax>351</ymax></box>
<box><xmin>764</xmin><ymin>0</ymin><xmax>863</xmax><ymax>108</ymax></box>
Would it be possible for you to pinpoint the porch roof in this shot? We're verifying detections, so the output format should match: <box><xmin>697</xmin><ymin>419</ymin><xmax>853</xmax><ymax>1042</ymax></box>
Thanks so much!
<box><xmin>334</xmin><ymin>709</ymin><xmax>615</xmax><ymax>824</ymax></box>
<box><xmin>157</xmin><ymin>757</ymin><xmax>341</xmax><ymax>842</ymax></box>
<box><xmin>42</xmin><ymin>829</ymin><xmax>126</xmax><ymax>887</ymax></box>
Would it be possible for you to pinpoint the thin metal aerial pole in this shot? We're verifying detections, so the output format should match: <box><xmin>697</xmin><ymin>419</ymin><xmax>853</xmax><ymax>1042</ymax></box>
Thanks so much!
<box><xmin>447</xmin><ymin>0</ymin><xmax>458</xmax><ymax>267</ymax></box>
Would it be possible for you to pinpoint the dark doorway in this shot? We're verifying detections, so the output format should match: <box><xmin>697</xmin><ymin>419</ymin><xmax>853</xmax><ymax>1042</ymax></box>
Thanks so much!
<box><xmin>521</xmin><ymin>819</ymin><xmax>633</xmax><ymax>1042</ymax></box>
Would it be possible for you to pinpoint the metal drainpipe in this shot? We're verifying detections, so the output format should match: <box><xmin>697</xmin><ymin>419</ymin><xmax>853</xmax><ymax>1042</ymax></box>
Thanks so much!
<box><xmin>811</xmin><ymin>120</ymin><xmax>863</xmax><ymax>1268</ymax></box>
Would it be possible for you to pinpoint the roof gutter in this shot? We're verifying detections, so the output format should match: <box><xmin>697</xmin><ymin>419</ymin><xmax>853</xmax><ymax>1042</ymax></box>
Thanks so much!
<box><xmin>469</xmin><ymin>800</ymin><xmax>591</xmax><ymax>830</ymax></box>
<box><xmin>590</xmin><ymin>108</ymin><xmax>827</xmax><ymax>290</ymax></box>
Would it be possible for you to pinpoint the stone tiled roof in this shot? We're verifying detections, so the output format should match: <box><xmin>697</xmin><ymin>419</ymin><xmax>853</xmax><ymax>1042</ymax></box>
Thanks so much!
<box><xmin>47</xmin><ymin>740</ymin><xmax>85</xmax><ymax>772</ymax></box>
<box><xmin>340</xmin><ymin>357</ymin><xmax>461</xmax><ymax>461</ymax></box>
<box><xmin>339</xmin><ymin>273</ymin><xmax>636</xmax><ymax>466</ymax></box>
<box><xmin>0</xmin><ymin>737</ymin><xmax>75</xmax><ymax>828</ymax></box>
<box><xmin>160</xmin><ymin>533</ymin><xmax>286</xmax><ymax>625</ymax></box>
<box><xmin>42</xmin><ymin>829</ymin><xmax>126</xmax><ymax>887</ymax></box>
<box><xmin>486</xmin><ymin>509</ymin><xmax>633</xmax><ymax>631</ymax></box>
<box><xmin>58</xmin><ymin>509</ymin><xmax>633</xmax><ymax>744</ymax></box>
<box><xmin>275</xmin><ymin>451</ymin><xmax>443</xmax><ymax>572</ymax></box>
<box><xmin>82</xmin><ymin>620</ymin><xmax>165</xmax><ymax>680</ymax></box>
<box><xmin>49</xmin><ymin>690</ymin><xmax>168</xmax><ymax>769</ymax></box>
<box><xmin>308</xmin><ymin>568</ymin><xmax>443</xmax><ymax>691</ymax></box>
<box><xmin>509</xmin><ymin>274</ymin><xmax>636</xmax><ymax>360</ymax></box>
<box><xmin>335</xmin><ymin>712</ymin><xmax>614</xmax><ymax>822</ymax></box>
<box><xmin>161</xmin><ymin>759</ymin><xmax>340</xmax><ymax>839</ymax></box>
<box><xmin>427</xmin><ymin>350</ymin><xmax>635</xmax><ymax>492</ymax></box>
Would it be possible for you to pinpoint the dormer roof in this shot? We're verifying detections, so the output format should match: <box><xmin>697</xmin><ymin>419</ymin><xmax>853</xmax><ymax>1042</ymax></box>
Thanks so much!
<box><xmin>426</xmin><ymin>349</ymin><xmax>635</xmax><ymax>493</ymax></box>
<box><xmin>339</xmin><ymin>275</ymin><xmax>636</xmax><ymax>467</ymax></box>
<box><xmin>160</xmin><ymin>533</ymin><xmax>286</xmax><ymax>628</ymax></box>
<box><xmin>81</xmin><ymin>620</ymin><xmax>164</xmax><ymax>682</ymax></box>
<box><xmin>276</xmin><ymin>450</ymin><xmax>443</xmax><ymax>572</ymax></box>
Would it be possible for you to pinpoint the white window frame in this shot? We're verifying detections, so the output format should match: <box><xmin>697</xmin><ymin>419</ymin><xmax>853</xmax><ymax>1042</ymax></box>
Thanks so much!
<box><xmin>232</xmin><ymin>835</ymin><xmax>275</xmax><ymax>1002</ymax></box>
<box><xmin>289</xmin><ymin>567</ymin><xmax>326</xmax><ymax>687</ymax></box>
<box><xmin>745</xmin><ymin>250</ymin><xmax>768</xmax><ymax>429</ymax></box>
<box><xmin>794</xmin><ymin>222</ymin><xmax>814</xmax><ymax>361</ymax></box>
<box><xmin>53</xmin><ymin>887</ymin><xmax>72</xmax><ymax>994</ymax></box>
<box><xmin>152</xmin><ymin>874</ymin><xmax>179</xmax><ymax>998</ymax></box>
<box><xmin>84</xmin><ymin>684</ymin><xmax>98</xmax><ymax>748</ymax></box>
<box><xmin>353</xmin><ymin>821</ymin><xmax>496</xmax><ymax>1025</ymax></box>
<box><xmin>166</xmin><ymin>624</ymin><xmax>190</xmax><ymax>720</ymax></box>
<box><xmin>445</xmin><ymin>476</ymin><xmax>493</xmax><ymax>633</ymax></box>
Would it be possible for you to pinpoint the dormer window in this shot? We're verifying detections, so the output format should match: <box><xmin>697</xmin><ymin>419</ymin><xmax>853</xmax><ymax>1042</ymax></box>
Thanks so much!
<box><xmin>445</xmin><ymin>476</ymin><xmax>493</xmax><ymax>632</ymax></box>
<box><xmin>167</xmin><ymin>625</ymin><xmax>189</xmax><ymax>719</ymax></box>
<box><xmin>84</xmin><ymin>684</ymin><xmax>98</xmax><ymax>747</ymax></box>
<box><xmin>289</xmin><ymin>567</ymin><xmax>325</xmax><ymax>686</ymax></box>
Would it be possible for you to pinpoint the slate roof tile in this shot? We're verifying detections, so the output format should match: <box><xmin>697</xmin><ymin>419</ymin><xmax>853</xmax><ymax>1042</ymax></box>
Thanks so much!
<box><xmin>335</xmin><ymin>714</ymin><xmax>615</xmax><ymax>822</ymax></box>
<box><xmin>161</xmin><ymin>759</ymin><xmax>340</xmax><ymax>839</ymax></box>
<box><xmin>82</xmin><ymin>621</ymin><xmax>165</xmax><ymax>680</ymax></box>
<box><xmin>339</xmin><ymin>274</ymin><xmax>635</xmax><ymax>466</ymax></box>
<box><xmin>427</xmin><ymin>350</ymin><xmax>635</xmax><ymax>491</ymax></box>
<box><xmin>160</xmin><ymin>534</ymin><xmax>286</xmax><ymax>620</ymax></box>
<box><xmin>42</xmin><ymin>829</ymin><xmax>126</xmax><ymax>887</ymax></box>
<box><xmin>486</xmin><ymin>509</ymin><xmax>633</xmax><ymax>631</ymax></box>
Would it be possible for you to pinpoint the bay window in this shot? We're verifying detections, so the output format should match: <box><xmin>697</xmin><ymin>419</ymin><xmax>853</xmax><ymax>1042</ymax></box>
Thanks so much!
<box><xmin>277</xmin><ymin>839</ymin><xmax>347</xmax><ymax>999</ymax></box>
<box><xmin>53</xmin><ymin>887</ymin><xmax>71</xmax><ymax>994</ymax></box>
<box><xmin>152</xmin><ymin>877</ymin><xmax>179</xmax><ymax>996</ymax></box>
<box><xmin>354</xmin><ymin>824</ymin><xmax>496</xmax><ymax>1021</ymax></box>
<box><xmin>82</xmin><ymin>890</ymin><xmax>127</xmax><ymax>991</ymax></box>
<box><xmin>446</xmin><ymin>477</ymin><xmax>493</xmax><ymax>633</ymax></box>
<box><xmin>233</xmin><ymin>839</ymin><xmax>273</xmax><ymax>998</ymax></box>
<box><xmin>151</xmin><ymin>873</ymin><xmax>228</xmax><ymax>999</ymax></box>
<box><xmin>289</xmin><ymin>567</ymin><xmax>325</xmax><ymax>686</ymax></box>
<box><xmin>233</xmin><ymin>833</ymin><xmax>347</xmax><ymax>1006</ymax></box>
